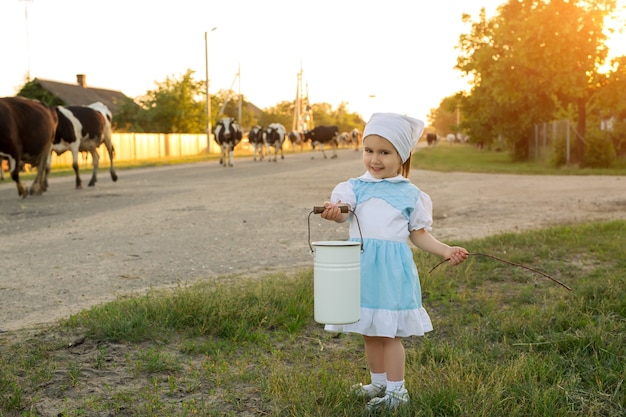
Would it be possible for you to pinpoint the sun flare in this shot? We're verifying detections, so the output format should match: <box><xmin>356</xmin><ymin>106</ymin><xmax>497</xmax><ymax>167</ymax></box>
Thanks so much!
<box><xmin>606</xmin><ymin>1</ymin><xmax>626</xmax><ymax>57</ymax></box>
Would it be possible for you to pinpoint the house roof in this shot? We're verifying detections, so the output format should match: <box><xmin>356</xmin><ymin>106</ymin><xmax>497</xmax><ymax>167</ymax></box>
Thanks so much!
<box><xmin>34</xmin><ymin>76</ymin><xmax>129</xmax><ymax>114</ymax></box>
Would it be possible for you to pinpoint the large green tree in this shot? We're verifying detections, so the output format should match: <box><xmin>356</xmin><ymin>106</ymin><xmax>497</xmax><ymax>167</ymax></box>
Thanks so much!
<box><xmin>137</xmin><ymin>69</ymin><xmax>206</xmax><ymax>133</ymax></box>
<box><xmin>456</xmin><ymin>0</ymin><xmax>616</xmax><ymax>161</ymax></box>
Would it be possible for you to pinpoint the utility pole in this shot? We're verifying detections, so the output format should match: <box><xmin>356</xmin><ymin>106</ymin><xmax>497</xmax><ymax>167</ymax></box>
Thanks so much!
<box><xmin>19</xmin><ymin>0</ymin><xmax>33</xmax><ymax>81</ymax></box>
<box><xmin>292</xmin><ymin>63</ymin><xmax>313</xmax><ymax>132</ymax></box>
<box><xmin>205</xmin><ymin>27</ymin><xmax>217</xmax><ymax>153</ymax></box>
<box><xmin>238</xmin><ymin>63</ymin><xmax>242</xmax><ymax>123</ymax></box>
<box><xmin>292</xmin><ymin>67</ymin><xmax>302</xmax><ymax>132</ymax></box>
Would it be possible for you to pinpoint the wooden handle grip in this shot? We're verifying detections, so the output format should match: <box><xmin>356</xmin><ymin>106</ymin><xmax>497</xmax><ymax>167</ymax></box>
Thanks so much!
<box><xmin>313</xmin><ymin>206</ymin><xmax>349</xmax><ymax>214</ymax></box>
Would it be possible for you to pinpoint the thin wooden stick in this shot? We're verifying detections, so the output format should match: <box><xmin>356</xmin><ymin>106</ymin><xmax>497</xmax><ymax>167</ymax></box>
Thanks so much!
<box><xmin>428</xmin><ymin>252</ymin><xmax>572</xmax><ymax>291</ymax></box>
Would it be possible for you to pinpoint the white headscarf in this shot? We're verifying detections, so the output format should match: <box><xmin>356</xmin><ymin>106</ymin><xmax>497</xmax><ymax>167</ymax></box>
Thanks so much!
<box><xmin>362</xmin><ymin>113</ymin><xmax>425</xmax><ymax>163</ymax></box>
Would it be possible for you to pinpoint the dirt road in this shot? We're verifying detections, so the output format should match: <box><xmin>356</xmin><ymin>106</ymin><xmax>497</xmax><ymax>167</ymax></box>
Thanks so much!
<box><xmin>1</xmin><ymin>148</ymin><xmax>624</xmax><ymax>331</ymax></box>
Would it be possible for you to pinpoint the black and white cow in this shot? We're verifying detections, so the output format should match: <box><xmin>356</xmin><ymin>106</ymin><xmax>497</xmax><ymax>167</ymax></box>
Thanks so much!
<box><xmin>287</xmin><ymin>131</ymin><xmax>304</xmax><ymax>152</ymax></box>
<box><xmin>248</xmin><ymin>125</ymin><xmax>265</xmax><ymax>161</ymax></box>
<box><xmin>303</xmin><ymin>125</ymin><xmax>339</xmax><ymax>159</ymax></box>
<box><xmin>350</xmin><ymin>128</ymin><xmax>362</xmax><ymax>151</ymax></box>
<box><xmin>264</xmin><ymin>123</ymin><xmax>286</xmax><ymax>162</ymax></box>
<box><xmin>0</xmin><ymin>96</ymin><xmax>58</xmax><ymax>197</ymax></box>
<box><xmin>214</xmin><ymin>117</ymin><xmax>242</xmax><ymax>167</ymax></box>
<box><xmin>53</xmin><ymin>102</ymin><xmax>118</xmax><ymax>188</ymax></box>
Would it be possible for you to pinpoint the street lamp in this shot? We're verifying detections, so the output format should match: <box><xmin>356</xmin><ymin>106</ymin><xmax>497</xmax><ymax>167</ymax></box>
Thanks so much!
<box><xmin>205</xmin><ymin>27</ymin><xmax>217</xmax><ymax>153</ymax></box>
<box><xmin>365</xmin><ymin>94</ymin><xmax>377</xmax><ymax>122</ymax></box>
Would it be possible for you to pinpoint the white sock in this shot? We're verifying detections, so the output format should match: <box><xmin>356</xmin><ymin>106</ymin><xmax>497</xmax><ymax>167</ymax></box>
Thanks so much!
<box><xmin>386</xmin><ymin>379</ymin><xmax>405</xmax><ymax>392</ymax></box>
<box><xmin>370</xmin><ymin>372</ymin><xmax>387</xmax><ymax>387</ymax></box>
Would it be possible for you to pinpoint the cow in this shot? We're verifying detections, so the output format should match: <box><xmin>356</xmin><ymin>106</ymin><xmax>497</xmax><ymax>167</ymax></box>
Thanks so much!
<box><xmin>287</xmin><ymin>131</ymin><xmax>305</xmax><ymax>152</ymax></box>
<box><xmin>0</xmin><ymin>156</ymin><xmax>6</xmax><ymax>180</ymax></box>
<box><xmin>248</xmin><ymin>125</ymin><xmax>265</xmax><ymax>161</ymax></box>
<box><xmin>303</xmin><ymin>125</ymin><xmax>339</xmax><ymax>159</ymax></box>
<box><xmin>337</xmin><ymin>132</ymin><xmax>350</xmax><ymax>148</ymax></box>
<box><xmin>214</xmin><ymin>117</ymin><xmax>242</xmax><ymax>167</ymax></box>
<box><xmin>350</xmin><ymin>128</ymin><xmax>362</xmax><ymax>151</ymax></box>
<box><xmin>53</xmin><ymin>103</ymin><xmax>118</xmax><ymax>188</ymax></box>
<box><xmin>0</xmin><ymin>96</ymin><xmax>58</xmax><ymax>197</ymax></box>
<box><xmin>264</xmin><ymin>123</ymin><xmax>286</xmax><ymax>162</ymax></box>
<box><xmin>426</xmin><ymin>132</ymin><xmax>438</xmax><ymax>146</ymax></box>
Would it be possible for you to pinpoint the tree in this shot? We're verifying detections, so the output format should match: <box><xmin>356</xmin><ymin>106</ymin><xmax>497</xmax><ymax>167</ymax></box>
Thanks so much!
<box><xmin>213</xmin><ymin>89</ymin><xmax>259</xmax><ymax>129</ymax></box>
<box><xmin>17</xmin><ymin>79</ymin><xmax>66</xmax><ymax>106</ymax></box>
<box><xmin>428</xmin><ymin>95</ymin><xmax>461</xmax><ymax>138</ymax></box>
<box><xmin>328</xmin><ymin>101</ymin><xmax>365</xmax><ymax>133</ymax></box>
<box><xmin>590</xmin><ymin>55</ymin><xmax>626</xmax><ymax>157</ymax></box>
<box><xmin>258</xmin><ymin>101</ymin><xmax>293</xmax><ymax>129</ymax></box>
<box><xmin>136</xmin><ymin>69</ymin><xmax>206</xmax><ymax>133</ymax></box>
<box><xmin>456</xmin><ymin>0</ymin><xmax>616</xmax><ymax>161</ymax></box>
<box><xmin>256</xmin><ymin>101</ymin><xmax>363</xmax><ymax>134</ymax></box>
<box><xmin>112</xmin><ymin>96</ymin><xmax>143</xmax><ymax>132</ymax></box>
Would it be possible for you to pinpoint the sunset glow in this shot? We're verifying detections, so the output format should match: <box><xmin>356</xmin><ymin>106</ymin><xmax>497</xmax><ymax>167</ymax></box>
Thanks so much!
<box><xmin>0</xmin><ymin>0</ymin><xmax>624</xmax><ymax>121</ymax></box>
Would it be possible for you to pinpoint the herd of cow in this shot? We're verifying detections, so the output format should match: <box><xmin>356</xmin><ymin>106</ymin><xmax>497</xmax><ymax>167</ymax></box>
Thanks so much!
<box><xmin>0</xmin><ymin>96</ymin><xmax>361</xmax><ymax>199</ymax></box>
<box><xmin>0</xmin><ymin>96</ymin><xmax>117</xmax><ymax>198</ymax></box>
<box><xmin>213</xmin><ymin>117</ymin><xmax>362</xmax><ymax>168</ymax></box>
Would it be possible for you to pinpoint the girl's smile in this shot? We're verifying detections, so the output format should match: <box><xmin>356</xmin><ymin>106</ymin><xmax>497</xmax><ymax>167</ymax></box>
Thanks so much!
<box><xmin>362</xmin><ymin>135</ymin><xmax>403</xmax><ymax>179</ymax></box>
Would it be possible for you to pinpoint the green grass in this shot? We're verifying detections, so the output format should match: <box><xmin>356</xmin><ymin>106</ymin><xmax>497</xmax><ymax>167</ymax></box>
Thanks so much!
<box><xmin>412</xmin><ymin>142</ymin><xmax>626</xmax><ymax>175</ymax></box>
<box><xmin>1</xmin><ymin>220</ymin><xmax>624</xmax><ymax>416</ymax></box>
<box><xmin>2</xmin><ymin>142</ymin><xmax>624</xmax><ymax>415</ymax></box>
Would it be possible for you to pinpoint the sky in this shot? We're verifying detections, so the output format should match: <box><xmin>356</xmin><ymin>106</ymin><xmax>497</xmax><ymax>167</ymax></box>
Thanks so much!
<box><xmin>1</xmin><ymin>0</ymin><xmax>624</xmax><ymax>123</ymax></box>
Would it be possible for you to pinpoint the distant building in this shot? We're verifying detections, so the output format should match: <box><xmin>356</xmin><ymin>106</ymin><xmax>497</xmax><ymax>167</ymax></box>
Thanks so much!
<box><xmin>18</xmin><ymin>74</ymin><xmax>130</xmax><ymax>114</ymax></box>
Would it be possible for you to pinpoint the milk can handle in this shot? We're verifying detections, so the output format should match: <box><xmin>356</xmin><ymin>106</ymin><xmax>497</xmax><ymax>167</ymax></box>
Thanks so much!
<box><xmin>307</xmin><ymin>206</ymin><xmax>364</xmax><ymax>254</ymax></box>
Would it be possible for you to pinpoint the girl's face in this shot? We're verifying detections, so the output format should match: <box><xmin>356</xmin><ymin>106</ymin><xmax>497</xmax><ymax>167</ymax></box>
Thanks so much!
<box><xmin>362</xmin><ymin>134</ymin><xmax>403</xmax><ymax>179</ymax></box>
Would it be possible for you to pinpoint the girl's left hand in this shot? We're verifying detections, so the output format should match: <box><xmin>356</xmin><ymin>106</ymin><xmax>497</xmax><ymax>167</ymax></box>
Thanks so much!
<box><xmin>448</xmin><ymin>247</ymin><xmax>469</xmax><ymax>265</ymax></box>
<box><xmin>320</xmin><ymin>202</ymin><xmax>342</xmax><ymax>221</ymax></box>
<box><xmin>320</xmin><ymin>201</ymin><xmax>349</xmax><ymax>222</ymax></box>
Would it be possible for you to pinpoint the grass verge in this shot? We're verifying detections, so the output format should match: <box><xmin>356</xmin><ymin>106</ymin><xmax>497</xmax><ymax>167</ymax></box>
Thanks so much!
<box><xmin>412</xmin><ymin>142</ymin><xmax>626</xmax><ymax>175</ymax></box>
<box><xmin>0</xmin><ymin>220</ymin><xmax>624</xmax><ymax>416</ymax></box>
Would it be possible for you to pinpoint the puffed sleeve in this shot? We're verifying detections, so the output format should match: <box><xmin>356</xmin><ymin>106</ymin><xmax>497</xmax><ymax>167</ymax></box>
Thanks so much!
<box><xmin>330</xmin><ymin>181</ymin><xmax>356</xmax><ymax>208</ymax></box>
<box><xmin>409</xmin><ymin>191</ymin><xmax>433</xmax><ymax>232</ymax></box>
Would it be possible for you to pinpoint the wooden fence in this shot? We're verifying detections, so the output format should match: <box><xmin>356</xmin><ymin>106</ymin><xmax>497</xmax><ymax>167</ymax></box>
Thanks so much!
<box><xmin>49</xmin><ymin>133</ymin><xmax>254</xmax><ymax>167</ymax></box>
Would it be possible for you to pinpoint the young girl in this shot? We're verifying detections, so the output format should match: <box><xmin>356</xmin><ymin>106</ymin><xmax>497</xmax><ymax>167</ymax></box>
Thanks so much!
<box><xmin>319</xmin><ymin>112</ymin><xmax>468</xmax><ymax>410</ymax></box>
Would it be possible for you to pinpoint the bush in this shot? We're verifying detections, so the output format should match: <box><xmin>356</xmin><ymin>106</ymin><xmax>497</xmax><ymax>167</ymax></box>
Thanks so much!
<box><xmin>607</xmin><ymin>119</ymin><xmax>626</xmax><ymax>158</ymax></box>
<box><xmin>550</xmin><ymin>134</ymin><xmax>568</xmax><ymax>167</ymax></box>
<box><xmin>584</xmin><ymin>128</ymin><xmax>616</xmax><ymax>168</ymax></box>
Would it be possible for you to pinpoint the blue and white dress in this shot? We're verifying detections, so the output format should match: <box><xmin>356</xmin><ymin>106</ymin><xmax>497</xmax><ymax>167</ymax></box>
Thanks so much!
<box><xmin>324</xmin><ymin>172</ymin><xmax>434</xmax><ymax>338</ymax></box>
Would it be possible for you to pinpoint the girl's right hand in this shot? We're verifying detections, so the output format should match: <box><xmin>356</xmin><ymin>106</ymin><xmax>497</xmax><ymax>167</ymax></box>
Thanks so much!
<box><xmin>447</xmin><ymin>246</ymin><xmax>469</xmax><ymax>265</ymax></box>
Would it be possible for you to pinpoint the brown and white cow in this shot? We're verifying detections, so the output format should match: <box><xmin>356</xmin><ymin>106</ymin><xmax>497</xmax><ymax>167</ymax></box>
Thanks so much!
<box><xmin>53</xmin><ymin>102</ymin><xmax>118</xmax><ymax>188</ymax></box>
<box><xmin>303</xmin><ymin>125</ymin><xmax>339</xmax><ymax>159</ymax></box>
<box><xmin>0</xmin><ymin>96</ymin><xmax>58</xmax><ymax>197</ymax></box>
